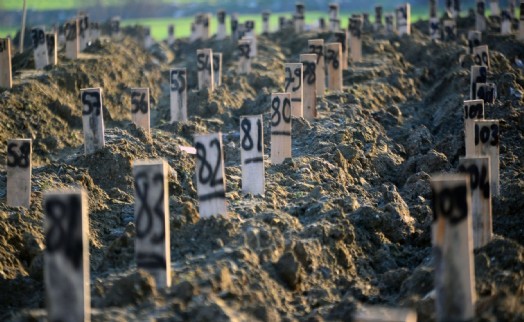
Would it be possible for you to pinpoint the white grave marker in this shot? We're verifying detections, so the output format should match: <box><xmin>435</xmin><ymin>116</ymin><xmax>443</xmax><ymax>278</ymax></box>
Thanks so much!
<box><xmin>0</xmin><ymin>38</ymin><xmax>12</xmax><ymax>89</ymax></box>
<box><xmin>131</xmin><ymin>88</ymin><xmax>150</xmax><ymax>133</ymax></box>
<box><xmin>80</xmin><ymin>88</ymin><xmax>105</xmax><ymax>154</ymax></box>
<box><xmin>473</xmin><ymin>45</ymin><xmax>490</xmax><ymax>69</ymax></box>
<box><xmin>474</xmin><ymin>120</ymin><xmax>500</xmax><ymax>196</ymax></box>
<box><xmin>501</xmin><ymin>10</ymin><xmax>512</xmax><ymax>34</ymax></box>
<box><xmin>262</xmin><ymin>11</ymin><xmax>271</xmax><ymax>34</ymax></box>
<box><xmin>197</xmin><ymin>48</ymin><xmax>214</xmax><ymax>91</ymax></box>
<box><xmin>240</xmin><ymin>115</ymin><xmax>265</xmax><ymax>195</ymax></box>
<box><xmin>144</xmin><ymin>27</ymin><xmax>154</xmax><ymax>49</ymax></box>
<box><xmin>476</xmin><ymin>0</ymin><xmax>487</xmax><ymax>31</ymax></box>
<box><xmin>467</xmin><ymin>31</ymin><xmax>481</xmax><ymax>54</ymax></box>
<box><xmin>463</xmin><ymin>99</ymin><xmax>484</xmax><ymax>156</ymax></box>
<box><xmin>470</xmin><ymin>65</ymin><xmax>487</xmax><ymax>100</ymax></box>
<box><xmin>46</xmin><ymin>32</ymin><xmax>58</xmax><ymax>65</ymax></box>
<box><xmin>325</xmin><ymin>43</ymin><xmax>343</xmax><ymax>91</ymax></box>
<box><xmin>90</xmin><ymin>22</ymin><xmax>100</xmax><ymax>42</ymax></box>
<box><xmin>475</xmin><ymin>83</ymin><xmax>497</xmax><ymax>104</ymax></box>
<box><xmin>231</xmin><ymin>13</ymin><xmax>239</xmax><ymax>41</ymax></box>
<box><xmin>110</xmin><ymin>17</ymin><xmax>121</xmax><ymax>38</ymax></box>
<box><xmin>349</xmin><ymin>17</ymin><xmax>363</xmax><ymax>63</ymax></box>
<box><xmin>443</xmin><ymin>20</ymin><xmax>457</xmax><ymax>41</ymax></box>
<box><xmin>65</xmin><ymin>18</ymin><xmax>79</xmax><ymax>60</ymax></box>
<box><xmin>78</xmin><ymin>15</ymin><xmax>89</xmax><ymax>51</ymax></box>
<box><xmin>6</xmin><ymin>139</ymin><xmax>32</xmax><ymax>208</ymax></box>
<box><xmin>194</xmin><ymin>133</ymin><xmax>227</xmax><ymax>218</ymax></box>
<box><xmin>294</xmin><ymin>3</ymin><xmax>305</xmax><ymax>33</ymax></box>
<box><xmin>458</xmin><ymin>157</ymin><xmax>492</xmax><ymax>249</ymax></box>
<box><xmin>44</xmin><ymin>189</ymin><xmax>90</xmax><ymax>322</ymax></box>
<box><xmin>168</xmin><ymin>25</ymin><xmax>175</xmax><ymax>46</ymax></box>
<box><xmin>238</xmin><ymin>38</ymin><xmax>252</xmax><ymax>74</ymax></box>
<box><xmin>133</xmin><ymin>159</ymin><xmax>171</xmax><ymax>288</ymax></box>
<box><xmin>170</xmin><ymin>68</ymin><xmax>188</xmax><ymax>122</ymax></box>
<box><xmin>431</xmin><ymin>175</ymin><xmax>476</xmax><ymax>322</ymax></box>
<box><xmin>271</xmin><ymin>93</ymin><xmax>292</xmax><ymax>164</ymax></box>
<box><xmin>308</xmin><ymin>39</ymin><xmax>325</xmax><ymax>97</ymax></box>
<box><xmin>300</xmin><ymin>54</ymin><xmax>317</xmax><ymax>121</ymax></box>
<box><xmin>284</xmin><ymin>63</ymin><xmax>303</xmax><ymax>118</ymax></box>
<box><xmin>395</xmin><ymin>4</ymin><xmax>411</xmax><ymax>35</ymax></box>
<box><xmin>329</xmin><ymin>3</ymin><xmax>339</xmax><ymax>31</ymax></box>
<box><xmin>245</xmin><ymin>21</ymin><xmax>257</xmax><ymax>57</ymax></box>
<box><xmin>217</xmin><ymin>10</ymin><xmax>226</xmax><ymax>40</ymax></box>
<box><xmin>385</xmin><ymin>14</ymin><xmax>395</xmax><ymax>34</ymax></box>
<box><xmin>31</xmin><ymin>26</ymin><xmax>49</xmax><ymax>69</ymax></box>
<box><xmin>213</xmin><ymin>52</ymin><xmax>222</xmax><ymax>87</ymax></box>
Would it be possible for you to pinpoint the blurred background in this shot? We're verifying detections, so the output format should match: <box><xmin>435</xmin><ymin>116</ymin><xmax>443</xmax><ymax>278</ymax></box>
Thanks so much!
<box><xmin>0</xmin><ymin>0</ymin><xmax>516</xmax><ymax>39</ymax></box>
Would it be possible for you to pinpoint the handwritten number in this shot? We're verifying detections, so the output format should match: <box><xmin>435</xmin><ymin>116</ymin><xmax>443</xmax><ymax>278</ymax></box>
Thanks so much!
<box><xmin>241</xmin><ymin>118</ymin><xmax>262</xmax><ymax>152</ymax></box>
<box><xmin>196</xmin><ymin>139</ymin><xmax>223</xmax><ymax>187</ymax></box>
<box><xmin>303</xmin><ymin>62</ymin><xmax>316</xmax><ymax>85</ymax></box>
<box><xmin>458</xmin><ymin>164</ymin><xmax>490</xmax><ymax>198</ymax></box>
<box><xmin>171</xmin><ymin>70</ymin><xmax>186</xmax><ymax>94</ymax></box>
<box><xmin>197</xmin><ymin>53</ymin><xmax>211</xmax><ymax>72</ymax></box>
<box><xmin>326</xmin><ymin>49</ymin><xmax>339</xmax><ymax>70</ymax></box>
<box><xmin>309</xmin><ymin>45</ymin><xmax>323</xmax><ymax>64</ymax></box>
<box><xmin>475</xmin><ymin>124</ymin><xmax>499</xmax><ymax>146</ymax></box>
<box><xmin>82</xmin><ymin>92</ymin><xmax>101</xmax><ymax>116</ymax></box>
<box><xmin>431</xmin><ymin>185</ymin><xmax>468</xmax><ymax>224</ymax></box>
<box><xmin>135</xmin><ymin>172</ymin><xmax>165</xmax><ymax>243</ymax></box>
<box><xmin>7</xmin><ymin>142</ymin><xmax>30</xmax><ymax>168</ymax></box>
<box><xmin>131</xmin><ymin>92</ymin><xmax>148</xmax><ymax>114</ymax></box>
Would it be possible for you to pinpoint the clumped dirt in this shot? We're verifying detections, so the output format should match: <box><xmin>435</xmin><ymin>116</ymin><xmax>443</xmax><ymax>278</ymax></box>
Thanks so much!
<box><xmin>1</xmin><ymin>14</ymin><xmax>523</xmax><ymax>322</ymax></box>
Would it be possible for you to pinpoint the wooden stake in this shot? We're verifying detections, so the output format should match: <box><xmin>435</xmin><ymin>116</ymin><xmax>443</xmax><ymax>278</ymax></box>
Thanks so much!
<box><xmin>168</xmin><ymin>25</ymin><xmax>175</xmax><ymax>45</ymax></box>
<box><xmin>110</xmin><ymin>17</ymin><xmax>121</xmax><ymax>38</ymax></box>
<box><xmin>65</xmin><ymin>18</ymin><xmax>79</xmax><ymax>60</ymax></box>
<box><xmin>443</xmin><ymin>20</ymin><xmax>457</xmax><ymax>41</ymax></box>
<box><xmin>44</xmin><ymin>189</ymin><xmax>90</xmax><ymax>322</ymax></box>
<box><xmin>329</xmin><ymin>3</ymin><xmax>339</xmax><ymax>31</ymax></box>
<box><xmin>238</xmin><ymin>38</ymin><xmax>252</xmax><ymax>74</ymax></box>
<box><xmin>294</xmin><ymin>3</ymin><xmax>305</xmax><ymax>33</ymax></box>
<box><xmin>131</xmin><ymin>88</ymin><xmax>150</xmax><ymax>133</ymax></box>
<box><xmin>375</xmin><ymin>6</ymin><xmax>383</xmax><ymax>31</ymax></box>
<box><xmin>46</xmin><ymin>32</ymin><xmax>58</xmax><ymax>65</ymax></box>
<box><xmin>6</xmin><ymin>139</ymin><xmax>32</xmax><ymax>208</ymax></box>
<box><xmin>271</xmin><ymin>93</ymin><xmax>292</xmax><ymax>165</ymax></box>
<box><xmin>489</xmin><ymin>0</ymin><xmax>501</xmax><ymax>16</ymax></box>
<box><xmin>464</xmin><ymin>99</ymin><xmax>484</xmax><ymax>156</ymax></box>
<box><xmin>353</xmin><ymin>306</ymin><xmax>417</xmax><ymax>322</ymax></box>
<box><xmin>169</xmin><ymin>68</ymin><xmax>188</xmax><ymax>122</ymax></box>
<box><xmin>284</xmin><ymin>63</ymin><xmax>303</xmax><ymax>118</ymax></box>
<box><xmin>458</xmin><ymin>157</ymin><xmax>492</xmax><ymax>249</ymax></box>
<box><xmin>476</xmin><ymin>0</ymin><xmax>487</xmax><ymax>32</ymax></box>
<box><xmin>470</xmin><ymin>65</ymin><xmax>487</xmax><ymax>100</ymax></box>
<box><xmin>385</xmin><ymin>14</ymin><xmax>395</xmax><ymax>34</ymax></box>
<box><xmin>240</xmin><ymin>115</ymin><xmax>265</xmax><ymax>195</ymax></box>
<box><xmin>468</xmin><ymin>31</ymin><xmax>481</xmax><ymax>54</ymax></box>
<box><xmin>473</xmin><ymin>120</ymin><xmax>500</xmax><ymax>197</ymax></box>
<box><xmin>519</xmin><ymin>1</ymin><xmax>524</xmax><ymax>40</ymax></box>
<box><xmin>217</xmin><ymin>10</ymin><xmax>226</xmax><ymax>40</ymax></box>
<box><xmin>244</xmin><ymin>21</ymin><xmax>257</xmax><ymax>57</ymax></box>
<box><xmin>300</xmin><ymin>54</ymin><xmax>317</xmax><ymax>121</ymax></box>
<box><xmin>144</xmin><ymin>27</ymin><xmax>153</xmax><ymax>49</ymax></box>
<box><xmin>0</xmin><ymin>38</ymin><xmax>12</xmax><ymax>89</ymax></box>
<box><xmin>501</xmin><ymin>10</ymin><xmax>512</xmax><ymax>34</ymax></box>
<box><xmin>473</xmin><ymin>45</ymin><xmax>490</xmax><ymax>69</ymax></box>
<box><xmin>78</xmin><ymin>14</ymin><xmax>89</xmax><ymax>51</ymax></box>
<box><xmin>194</xmin><ymin>133</ymin><xmax>227</xmax><ymax>218</ymax></box>
<box><xmin>80</xmin><ymin>88</ymin><xmax>105</xmax><ymax>154</ymax></box>
<box><xmin>395</xmin><ymin>4</ymin><xmax>411</xmax><ymax>35</ymax></box>
<box><xmin>197</xmin><ymin>48</ymin><xmax>214</xmax><ymax>91</ymax></box>
<box><xmin>213</xmin><ymin>52</ymin><xmax>222</xmax><ymax>87</ymax></box>
<box><xmin>262</xmin><ymin>11</ymin><xmax>271</xmax><ymax>34</ymax></box>
<box><xmin>431</xmin><ymin>175</ymin><xmax>476</xmax><ymax>322</ymax></box>
<box><xmin>349</xmin><ymin>17</ymin><xmax>363</xmax><ymax>63</ymax></box>
<box><xmin>325</xmin><ymin>43</ymin><xmax>343</xmax><ymax>91</ymax></box>
<box><xmin>133</xmin><ymin>159</ymin><xmax>171</xmax><ymax>288</ymax></box>
<box><xmin>231</xmin><ymin>13</ymin><xmax>239</xmax><ymax>41</ymax></box>
<box><xmin>308</xmin><ymin>39</ymin><xmax>325</xmax><ymax>97</ymax></box>
<box><xmin>334</xmin><ymin>31</ymin><xmax>349</xmax><ymax>69</ymax></box>
<box><xmin>31</xmin><ymin>26</ymin><xmax>49</xmax><ymax>69</ymax></box>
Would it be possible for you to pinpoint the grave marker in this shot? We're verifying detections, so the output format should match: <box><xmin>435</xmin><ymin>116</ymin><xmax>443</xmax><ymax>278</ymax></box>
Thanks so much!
<box><xmin>78</xmin><ymin>14</ymin><xmax>89</xmax><ymax>51</ymax></box>
<box><xmin>168</xmin><ymin>25</ymin><xmax>175</xmax><ymax>46</ymax></box>
<box><xmin>319</xmin><ymin>17</ymin><xmax>326</xmax><ymax>31</ymax></box>
<box><xmin>44</xmin><ymin>189</ymin><xmax>90</xmax><ymax>322</ymax></box>
<box><xmin>294</xmin><ymin>3</ymin><xmax>305</xmax><ymax>33</ymax></box>
<box><xmin>476</xmin><ymin>0</ymin><xmax>487</xmax><ymax>31</ymax></box>
<box><xmin>110</xmin><ymin>17</ymin><xmax>121</xmax><ymax>38</ymax></box>
<box><xmin>329</xmin><ymin>3</ymin><xmax>339</xmax><ymax>31</ymax></box>
<box><xmin>31</xmin><ymin>26</ymin><xmax>49</xmax><ymax>69</ymax></box>
<box><xmin>501</xmin><ymin>10</ymin><xmax>512</xmax><ymax>34</ymax></box>
<box><xmin>80</xmin><ymin>88</ymin><xmax>105</xmax><ymax>154</ymax></box>
<box><xmin>90</xmin><ymin>22</ymin><xmax>100</xmax><ymax>42</ymax></box>
<box><xmin>169</xmin><ymin>68</ymin><xmax>188</xmax><ymax>122</ymax></box>
<box><xmin>349</xmin><ymin>17</ymin><xmax>363</xmax><ymax>63</ymax></box>
<box><xmin>240</xmin><ymin>115</ymin><xmax>265</xmax><ymax>195</ymax></box>
<box><xmin>470</xmin><ymin>65</ymin><xmax>487</xmax><ymax>100</ymax></box>
<box><xmin>300</xmin><ymin>54</ymin><xmax>317</xmax><ymax>121</ymax></box>
<box><xmin>395</xmin><ymin>4</ymin><xmax>411</xmax><ymax>35</ymax></box>
<box><xmin>262</xmin><ymin>11</ymin><xmax>271</xmax><ymax>34</ymax></box>
<box><xmin>244</xmin><ymin>21</ymin><xmax>257</xmax><ymax>57</ymax></box>
<box><xmin>473</xmin><ymin>45</ymin><xmax>490</xmax><ymax>69</ymax></box>
<box><xmin>238</xmin><ymin>38</ymin><xmax>252</xmax><ymax>74</ymax></box>
<box><xmin>463</xmin><ymin>99</ymin><xmax>484</xmax><ymax>156</ymax></box>
<box><xmin>6</xmin><ymin>139</ymin><xmax>32</xmax><ymax>208</ymax></box>
<box><xmin>490</xmin><ymin>0</ymin><xmax>501</xmax><ymax>17</ymax></box>
<box><xmin>473</xmin><ymin>120</ymin><xmax>500</xmax><ymax>196</ymax></box>
<box><xmin>213</xmin><ymin>53</ymin><xmax>222</xmax><ymax>87</ymax></box>
<box><xmin>133</xmin><ymin>159</ymin><xmax>171</xmax><ymax>288</ymax></box>
<box><xmin>458</xmin><ymin>157</ymin><xmax>492</xmax><ymax>249</ymax></box>
<box><xmin>335</xmin><ymin>31</ymin><xmax>349</xmax><ymax>69</ymax></box>
<box><xmin>144</xmin><ymin>27</ymin><xmax>153</xmax><ymax>49</ymax></box>
<box><xmin>475</xmin><ymin>83</ymin><xmax>497</xmax><ymax>104</ymax></box>
<box><xmin>271</xmin><ymin>93</ymin><xmax>292</xmax><ymax>164</ymax></box>
<box><xmin>375</xmin><ymin>6</ymin><xmax>383</xmax><ymax>31</ymax></box>
<box><xmin>443</xmin><ymin>20</ymin><xmax>457</xmax><ymax>41</ymax></box>
<box><xmin>325</xmin><ymin>43</ymin><xmax>343</xmax><ymax>91</ymax></box>
<box><xmin>46</xmin><ymin>32</ymin><xmax>58</xmax><ymax>65</ymax></box>
<box><xmin>284</xmin><ymin>63</ymin><xmax>303</xmax><ymax>118</ymax></box>
<box><xmin>65</xmin><ymin>18</ymin><xmax>79</xmax><ymax>60</ymax></box>
<box><xmin>431</xmin><ymin>175</ymin><xmax>476</xmax><ymax>322</ymax></box>
<box><xmin>385</xmin><ymin>14</ymin><xmax>395</xmax><ymax>34</ymax></box>
<box><xmin>0</xmin><ymin>38</ymin><xmax>12</xmax><ymax>89</ymax></box>
<box><xmin>353</xmin><ymin>306</ymin><xmax>417</xmax><ymax>322</ymax></box>
<box><xmin>197</xmin><ymin>48</ymin><xmax>214</xmax><ymax>91</ymax></box>
<box><xmin>194</xmin><ymin>133</ymin><xmax>227</xmax><ymax>218</ymax></box>
<box><xmin>308</xmin><ymin>39</ymin><xmax>325</xmax><ymax>97</ymax></box>
<box><xmin>217</xmin><ymin>10</ymin><xmax>227</xmax><ymax>40</ymax></box>
<box><xmin>231</xmin><ymin>13</ymin><xmax>239</xmax><ymax>41</ymax></box>
<box><xmin>131</xmin><ymin>88</ymin><xmax>150</xmax><ymax>133</ymax></box>
<box><xmin>430</xmin><ymin>0</ymin><xmax>440</xmax><ymax>40</ymax></box>
<box><xmin>467</xmin><ymin>31</ymin><xmax>481</xmax><ymax>54</ymax></box>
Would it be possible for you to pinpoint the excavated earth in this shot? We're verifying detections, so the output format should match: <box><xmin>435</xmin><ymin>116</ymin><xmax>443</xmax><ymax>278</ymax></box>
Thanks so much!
<box><xmin>0</xmin><ymin>15</ymin><xmax>523</xmax><ymax>322</ymax></box>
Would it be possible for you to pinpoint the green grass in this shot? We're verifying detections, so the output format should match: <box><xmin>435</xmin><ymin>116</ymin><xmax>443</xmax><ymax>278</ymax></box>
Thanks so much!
<box><xmin>0</xmin><ymin>27</ymin><xmax>19</xmax><ymax>38</ymax></box>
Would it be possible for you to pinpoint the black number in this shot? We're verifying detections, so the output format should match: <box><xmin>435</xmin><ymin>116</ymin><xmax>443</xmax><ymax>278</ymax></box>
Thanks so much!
<box><xmin>458</xmin><ymin>163</ymin><xmax>490</xmax><ymax>198</ymax></box>
<box><xmin>431</xmin><ymin>185</ymin><xmax>468</xmax><ymax>225</ymax></box>
<box><xmin>474</xmin><ymin>50</ymin><xmax>488</xmax><ymax>66</ymax></box>
<box><xmin>131</xmin><ymin>92</ymin><xmax>148</xmax><ymax>114</ymax></box>
<box><xmin>213</xmin><ymin>55</ymin><xmax>220</xmax><ymax>72</ymax></box>
<box><xmin>31</xmin><ymin>29</ymin><xmax>45</xmax><ymax>48</ymax></box>
<box><xmin>271</xmin><ymin>96</ymin><xmax>291</xmax><ymax>127</ymax></box>
<box><xmin>195</xmin><ymin>139</ymin><xmax>223</xmax><ymax>187</ymax></box>
<box><xmin>170</xmin><ymin>70</ymin><xmax>186</xmax><ymax>94</ymax></box>
<box><xmin>335</xmin><ymin>33</ymin><xmax>347</xmax><ymax>52</ymax></box>
<box><xmin>309</xmin><ymin>44</ymin><xmax>323</xmax><ymax>64</ymax></box>
<box><xmin>464</xmin><ymin>103</ymin><xmax>483</xmax><ymax>119</ymax></box>
<box><xmin>65</xmin><ymin>22</ymin><xmax>76</xmax><ymax>41</ymax></box>
<box><xmin>475</xmin><ymin>123</ymin><xmax>499</xmax><ymax>146</ymax></box>
<box><xmin>241</xmin><ymin>118</ymin><xmax>262</xmax><ymax>152</ymax></box>
<box><xmin>303</xmin><ymin>61</ymin><xmax>316</xmax><ymax>85</ymax></box>
<box><xmin>472</xmin><ymin>67</ymin><xmax>487</xmax><ymax>98</ymax></box>
<box><xmin>326</xmin><ymin>49</ymin><xmax>339</xmax><ymax>70</ymax></box>
<box><xmin>82</xmin><ymin>91</ymin><xmax>101</xmax><ymax>116</ymax></box>
<box><xmin>7</xmin><ymin>142</ymin><xmax>30</xmax><ymax>168</ymax></box>
<box><xmin>239</xmin><ymin>43</ymin><xmax>250</xmax><ymax>59</ymax></box>
<box><xmin>197</xmin><ymin>53</ymin><xmax>211</xmax><ymax>72</ymax></box>
<box><xmin>285</xmin><ymin>67</ymin><xmax>301</xmax><ymax>92</ymax></box>
<box><xmin>45</xmin><ymin>194</ymin><xmax>83</xmax><ymax>269</ymax></box>
<box><xmin>134</xmin><ymin>171</ymin><xmax>165</xmax><ymax>243</ymax></box>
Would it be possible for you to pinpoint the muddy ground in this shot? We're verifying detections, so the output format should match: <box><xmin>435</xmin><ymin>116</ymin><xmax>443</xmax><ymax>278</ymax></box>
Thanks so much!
<box><xmin>0</xmin><ymin>14</ymin><xmax>523</xmax><ymax>322</ymax></box>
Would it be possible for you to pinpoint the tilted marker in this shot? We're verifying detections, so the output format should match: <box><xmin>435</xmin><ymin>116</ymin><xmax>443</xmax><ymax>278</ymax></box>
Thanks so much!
<box><xmin>131</xmin><ymin>88</ymin><xmax>150</xmax><ymax>133</ymax></box>
<box><xmin>308</xmin><ymin>39</ymin><xmax>325</xmax><ymax>97</ymax></box>
<box><xmin>197</xmin><ymin>48</ymin><xmax>214</xmax><ymax>91</ymax></box>
<box><xmin>325</xmin><ymin>43</ymin><xmax>343</xmax><ymax>91</ymax></box>
<box><xmin>80</xmin><ymin>88</ymin><xmax>105</xmax><ymax>154</ymax></box>
<box><xmin>300</xmin><ymin>54</ymin><xmax>318</xmax><ymax>121</ymax></box>
<box><xmin>271</xmin><ymin>93</ymin><xmax>292</xmax><ymax>165</ymax></box>
<box><xmin>284</xmin><ymin>63</ymin><xmax>303</xmax><ymax>118</ymax></box>
<box><xmin>0</xmin><ymin>38</ymin><xmax>12</xmax><ymax>89</ymax></box>
<box><xmin>6</xmin><ymin>139</ymin><xmax>32</xmax><ymax>208</ymax></box>
<box><xmin>240</xmin><ymin>115</ymin><xmax>265</xmax><ymax>195</ymax></box>
<box><xmin>31</xmin><ymin>26</ymin><xmax>49</xmax><ymax>69</ymax></box>
<box><xmin>170</xmin><ymin>68</ymin><xmax>188</xmax><ymax>122</ymax></box>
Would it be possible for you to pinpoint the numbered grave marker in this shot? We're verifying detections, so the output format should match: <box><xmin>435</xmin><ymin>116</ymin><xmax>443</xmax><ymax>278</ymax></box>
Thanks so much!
<box><xmin>197</xmin><ymin>48</ymin><xmax>214</xmax><ymax>91</ymax></box>
<box><xmin>468</xmin><ymin>31</ymin><xmax>481</xmax><ymax>54</ymax></box>
<box><xmin>476</xmin><ymin>0</ymin><xmax>487</xmax><ymax>31</ymax></box>
<box><xmin>238</xmin><ymin>38</ymin><xmax>252</xmax><ymax>74</ymax></box>
<box><xmin>231</xmin><ymin>13</ymin><xmax>239</xmax><ymax>41</ymax></box>
<box><xmin>473</xmin><ymin>120</ymin><xmax>500</xmax><ymax>196</ymax></box>
<box><xmin>395</xmin><ymin>4</ymin><xmax>411</xmax><ymax>35</ymax></box>
<box><xmin>284</xmin><ymin>63</ymin><xmax>303</xmax><ymax>118</ymax></box>
<box><xmin>133</xmin><ymin>160</ymin><xmax>171</xmax><ymax>288</ymax></box>
<box><xmin>46</xmin><ymin>32</ymin><xmax>58</xmax><ymax>65</ymax></box>
<box><xmin>240</xmin><ymin>115</ymin><xmax>265</xmax><ymax>195</ymax></box>
<box><xmin>6</xmin><ymin>139</ymin><xmax>32</xmax><ymax>208</ymax></box>
<box><xmin>349</xmin><ymin>17</ymin><xmax>363</xmax><ymax>62</ymax></box>
<box><xmin>194</xmin><ymin>133</ymin><xmax>227</xmax><ymax>218</ymax></box>
<box><xmin>308</xmin><ymin>39</ymin><xmax>325</xmax><ymax>97</ymax></box>
<box><xmin>294</xmin><ymin>3</ymin><xmax>305</xmax><ymax>33</ymax></box>
<box><xmin>334</xmin><ymin>31</ymin><xmax>349</xmax><ymax>69</ymax></box>
<box><xmin>329</xmin><ymin>3</ymin><xmax>339</xmax><ymax>31</ymax></box>
<box><xmin>325</xmin><ymin>43</ymin><xmax>343</xmax><ymax>91</ymax></box>
<box><xmin>501</xmin><ymin>10</ymin><xmax>512</xmax><ymax>34</ymax></box>
<box><xmin>443</xmin><ymin>20</ymin><xmax>457</xmax><ymax>41</ymax></box>
<box><xmin>490</xmin><ymin>0</ymin><xmax>501</xmax><ymax>17</ymax></box>
<box><xmin>213</xmin><ymin>52</ymin><xmax>222</xmax><ymax>87</ymax></box>
<box><xmin>375</xmin><ymin>6</ymin><xmax>383</xmax><ymax>31</ymax></box>
<box><xmin>353</xmin><ymin>306</ymin><xmax>417</xmax><ymax>322</ymax></box>
<box><xmin>473</xmin><ymin>45</ymin><xmax>490</xmax><ymax>69</ymax></box>
<box><xmin>271</xmin><ymin>93</ymin><xmax>292</xmax><ymax>165</ymax></box>
<box><xmin>31</xmin><ymin>26</ymin><xmax>49</xmax><ymax>69</ymax></box>
<box><xmin>463</xmin><ymin>100</ymin><xmax>484</xmax><ymax>156</ymax></box>
<box><xmin>131</xmin><ymin>88</ymin><xmax>150</xmax><ymax>133</ymax></box>
<box><xmin>168</xmin><ymin>25</ymin><xmax>175</xmax><ymax>46</ymax></box>
<box><xmin>202</xmin><ymin>14</ymin><xmax>211</xmax><ymax>40</ymax></box>
<box><xmin>170</xmin><ymin>68</ymin><xmax>187</xmax><ymax>122</ymax></box>
<box><xmin>65</xmin><ymin>18</ymin><xmax>79</xmax><ymax>59</ymax></box>
<box><xmin>217</xmin><ymin>10</ymin><xmax>226</xmax><ymax>40</ymax></box>
<box><xmin>458</xmin><ymin>157</ymin><xmax>492</xmax><ymax>249</ymax></box>
<box><xmin>431</xmin><ymin>175</ymin><xmax>476</xmax><ymax>322</ymax></box>
<box><xmin>44</xmin><ymin>190</ymin><xmax>90</xmax><ymax>322</ymax></box>
<box><xmin>475</xmin><ymin>83</ymin><xmax>497</xmax><ymax>104</ymax></box>
<box><xmin>300</xmin><ymin>54</ymin><xmax>317</xmax><ymax>121</ymax></box>
<box><xmin>244</xmin><ymin>21</ymin><xmax>257</xmax><ymax>57</ymax></box>
<box><xmin>429</xmin><ymin>0</ymin><xmax>440</xmax><ymax>39</ymax></box>
<box><xmin>262</xmin><ymin>11</ymin><xmax>271</xmax><ymax>34</ymax></box>
<box><xmin>78</xmin><ymin>15</ymin><xmax>89</xmax><ymax>51</ymax></box>
<box><xmin>110</xmin><ymin>16</ymin><xmax>121</xmax><ymax>38</ymax></box>
<box><xmin>470</xmin><ymin>65</ymin><xmax>487</xmax><ymax>100</ymax></box>
<box><xmin>80</xmin><ymin>88</ymin><xmax>105</xmax><ymax>154</ymax></box>
<box><xmin>519</xmin><ymin>1</ymin><xmax>524</xmax><ymax>40</ymax></box>
<box><xmin>0</xmin><ymin>38</ymin><xmax>12</xmax><ymax>89</ymax></box>
<box><xmin>385</xmin><ymin>14</ymin><xmax>395</xmax><ymax>34</ymax></box>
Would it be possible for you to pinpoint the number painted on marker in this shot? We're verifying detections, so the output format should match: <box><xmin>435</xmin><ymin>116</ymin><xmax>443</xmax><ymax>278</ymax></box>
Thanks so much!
<box><xmin>131</xmin><ymin>92</ymin><xmax>148</xmax><ymax>114</ymax></box>
<box><xmin>432</xmin><ymin>185</ymin><xmax>469</xmax><ymax>224</ymax></box>
<box><xmin>474</xmin><ymin>123</ymin><xmax>499</xmax><ymax>146</ymax></box>
<box><xmin>197</xmin><ymin>53</ymin><xmax>211</xmax><ymax>72</ymax></box>
<box><xmin>134</xmin><ymin>171</ymin><xmax>165</xmax><ymax>243</ymax></box>
<box><xmin>303</xmin><ymin>61</ymin><xmax>316</xmax><ymax>85</ymax></box>
<box><xmin>309</xmin><ymin>44</ymin><xmax>323</xmax><ymax>64</ymax></box>
<box><xmin>271</xmin><ymin>96</ymin><xmax>291</xmax><ymax>127</ymax></box>
<box><xmin>195</xmin><ymin>139</ymin><xmax>223</xmax><ymax>187</ymax></box>
<box><xmin>7</xmin><ymin>141</ymin><xmax>30</xmax><ymax>168</ymax></box>
<box><xmin>326</xmin><ymin>49</ymin><xmax>339</xmax><ymax>70</ymax></box>
<box><xmin>170</xmin><ymin>70</ymin><xmax>186</xmax><ymax>93</ymax></box>
<box><xmin>241</xmin><ymin>118</ymin><xmax>262</xmax><ymax>152</ymax></box>
<box><xmin>464</xmin><ymin>103</ymin><xmax>483</xmax><ymax>119</ymax></box>
<box><xmin>458</xmin><ymin>163</ymin><xmax>490</xmax><ymax>198</ymax></box>
<box><xmin>81</xmin><ymin>91</ymin><xmax>101</xmax><ymax>116</ymax></box>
